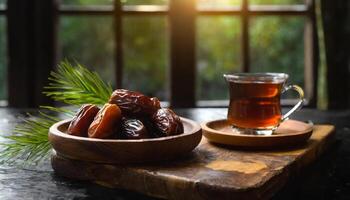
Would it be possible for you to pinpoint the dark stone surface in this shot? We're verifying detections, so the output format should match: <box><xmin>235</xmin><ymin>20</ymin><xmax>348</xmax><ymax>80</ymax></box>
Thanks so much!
<box><xmin>0</xmin><ymin>108</ymin><xmax>349</xmax><ymax>199</ymax></box>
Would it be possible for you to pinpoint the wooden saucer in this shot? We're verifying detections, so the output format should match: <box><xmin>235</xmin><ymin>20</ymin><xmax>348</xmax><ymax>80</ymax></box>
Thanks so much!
<box><xmin>49</xmin><ymin>117</ymin><xmax>202</xmax><ymax>164</ymax></box>
<box><xmin>201</xmin><ymin>119</ymin><xmax>313</xmax><ymax>148</ymax></box>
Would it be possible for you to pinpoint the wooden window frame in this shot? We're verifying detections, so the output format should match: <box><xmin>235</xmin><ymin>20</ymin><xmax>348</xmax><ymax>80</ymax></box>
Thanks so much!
<box><xmin>58</xmin><ymin>0</ymin><xmax>317</xmax><ymax>108</ymax></box>
<box><xmin>2</xmin><ymin>0</ymin><xmax>318</xmax><ymax>108</ymax></box>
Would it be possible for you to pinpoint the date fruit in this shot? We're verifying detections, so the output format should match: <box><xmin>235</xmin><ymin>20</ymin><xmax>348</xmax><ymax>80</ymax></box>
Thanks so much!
<box><xmin>120</xmin><ymin>118</ymin><xmax>149</xmax><ymax>139</ymax></box>
<box><xmin>108</xmin><ymin>89</ymin><xmax>160</xmax><ymax>117</ymax></box>
<box><xmin>88</xmin><ymin>103</ymin><xmax>122</xmax><ymax>139</ymax></box>
<box><xmin>152</xmin><ymin>108</ymin><xmax>184</xmax><ymax>136</ymax></box>
<box><xmin>67</xmin><ymin>104</ymin><xmax>100</xmax><ymax>137</ymax></box>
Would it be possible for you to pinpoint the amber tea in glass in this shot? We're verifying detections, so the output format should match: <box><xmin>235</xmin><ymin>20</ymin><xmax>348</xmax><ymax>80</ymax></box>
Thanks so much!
<box><xmin>224</xmin><ymin>73</ymin><xmax>304</xmax><ymax>135</ymax></box>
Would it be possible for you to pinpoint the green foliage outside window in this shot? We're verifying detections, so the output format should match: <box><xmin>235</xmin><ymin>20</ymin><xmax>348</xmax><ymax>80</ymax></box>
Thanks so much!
<box><xmin>250</xmin><ymin>0</ymin><xmax>303</xmax><ymax>4</ymax></box>
<box><xmin>0</xmin><ymin>0</ymin><xmax>306</xmax><ymax>102</ymax></box>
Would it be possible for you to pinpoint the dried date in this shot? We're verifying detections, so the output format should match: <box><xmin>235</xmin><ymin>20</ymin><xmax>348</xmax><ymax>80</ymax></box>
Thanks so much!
<box><xmin>88</xmin><ymin>103</ymin><xmax>122</xmax><ymax>139</ymax></box>
<box><xmin>119</xmin><ymin>118</ymin><xmax>149</xmax><ymax>139</ymax></box>
<box><xmin>108</xmin><ymin>89</ymin><xmax>160</xmax><ymax>117</ymax></box>
<box><xmin>67</xmin><ymin>104</ymin><xmax>100</xmax><ymax>137</ymax></box>
<box><xmin>151</xmin><ymin>108</ymin><xmax>184</xmax><ymax>136</ymax></box>
<box><xmin>150</xmin><ymin>97</ymin><xmax>161</xmax><ymax>110</ymax></box>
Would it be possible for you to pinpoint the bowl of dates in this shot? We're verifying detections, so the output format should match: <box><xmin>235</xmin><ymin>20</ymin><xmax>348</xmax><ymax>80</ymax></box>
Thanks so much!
<box><xmin>49</xmin><ymin>89</ymin><xmax>202</xmax><ymax>164</ymax></box>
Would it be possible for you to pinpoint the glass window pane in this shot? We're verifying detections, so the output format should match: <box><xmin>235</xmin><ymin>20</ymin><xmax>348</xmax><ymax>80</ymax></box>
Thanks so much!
<box><xmin>197</xmin><ymin>17</ymin><xmax>241</xmax><ymax>101</ymax></box>
<box><xmin>59</xmin><ymin>16</ymin><xmax>115</xmax><ymax>87</ymax></box>
<box><xmin>122</xmin><ymin>0</ymin><xmax>168</xmax><ymax>5</ymax></box>
<box><xmin>0</xmin><ymin>0</ymin><xmax>5</xmax><ymax>7</ymax></box>
<box><xmin>249</xmin><ymin>0</ymin><xmax>304</xmax><ymax>5</ymax></box>
<box><xmin>61</xmin><ymin>0</ymin><xmax>113</xmax><ymax>5</ymax></box>
<box><xmin>0</xmin><ymin>16</ymin><xmax>7</xmax><ymax>100</ymax></box>
<box><xmin>123</xmin><ymin>16</ymin><xmax>168</xmax><ymax>100</ymax></box>
<box><xmin>61</xmin><ymin>0</ymin><xmax>169</xmax><ymax>5</ymax></box>
<box><xmin>250</xmin><ymin>16</ymin><xmax>305</xmax><ymax>90</ymax></box>
<box><xmin>198</xmin><ymin>0</ymin><xmax>241</xmax><ymax>7</ymax></box>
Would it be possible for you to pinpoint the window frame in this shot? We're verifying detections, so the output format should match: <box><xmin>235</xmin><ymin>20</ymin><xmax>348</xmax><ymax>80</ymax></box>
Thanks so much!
<box><xmin>58</xmin><ymin>0</ymin><xmax>317</xmax><ymax>108</ymax></box>
<box><xmin>2</xmin><ymin>0</ymin><xmax>318</xmax><ymax>108</ymax></box>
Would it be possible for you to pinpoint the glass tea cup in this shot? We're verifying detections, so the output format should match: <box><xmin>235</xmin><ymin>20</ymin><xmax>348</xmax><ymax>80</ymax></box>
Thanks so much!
<box><xmin>223</xmin><ymin>73</ymin><xmax>304</xmax><ymax>135</ymax></box>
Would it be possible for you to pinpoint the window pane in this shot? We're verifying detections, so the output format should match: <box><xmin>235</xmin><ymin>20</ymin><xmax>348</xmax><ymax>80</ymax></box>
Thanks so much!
<box><xmin>61</xmin><ymin>0</ymin><xmax>113</xmax><ymax>5</ymax></box>
<box><xmin>198</xmin><ymin>0</ymin><xmax>241</xmax><ymax>7</ymax></box>
<box><xmin>59</xmin><ymin>16</ymin><xmax>115</xmax><ymax>87</ymax></box>
<box><xmin>123</xmin><ymin>16</ymin><xmax>168</xmax><ymax>100</ymax></box>
<box><xmin>250</xmin><ymin>16</ymin><xmax>305</xmax><ymax>89</ymax></box>
<box><xmin>60</xmin><ymin>0</ymin><xmax>169</xmax><ymax>5</ymax></box>
<box><xmin>249</xmin><ymin>0</ymin><xmax>304</xmax><ymax>5</ymax></box>
<box><xmin>122</xmin><ymin>0</ymin><xmax>168</xmax><ymax>5</ymax></box>
<box><xmin>0</xmin><ymin>0</ymin><xmax>5</xmax><ymax>6</ymax></box>
<box><xmin>0</xmin><ymin>16</ymin><xmax>7</xmax><ymax>100</ymax></box>
<box><xmin>197</xmin><ymin>17</ymin><xmax>241</xmax><ymax>101</ymax></box>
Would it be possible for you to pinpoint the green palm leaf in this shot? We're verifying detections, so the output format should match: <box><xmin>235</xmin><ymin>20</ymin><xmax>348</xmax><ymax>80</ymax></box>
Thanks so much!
<box><xmin>44</xmin><ymin>61</ymin><xmax>113</xmax><ymax>105</ymax></box>
<box><xmin>0</xmin><ymin>61</ymin><xmax>112</xmax><ymax>165</ymax></box>
<box><xmin>0</xmin><ymin>112</ymin><xmax>57</xmax><ymax>165</ymax></box>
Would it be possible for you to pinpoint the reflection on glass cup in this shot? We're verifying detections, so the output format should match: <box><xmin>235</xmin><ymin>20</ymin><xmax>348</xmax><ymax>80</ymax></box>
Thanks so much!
<box><xmin>224</xmin><ymin>73</ymin><xmax>304</xmax><ymax>135</ymax></box>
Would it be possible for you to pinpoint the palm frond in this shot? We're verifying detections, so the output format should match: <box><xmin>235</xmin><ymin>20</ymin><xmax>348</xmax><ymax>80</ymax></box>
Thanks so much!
<box><xmin>0</xmin><ymin>112</ymin><xmax>57</xmax><ymax>165</ymax></box>
<box><xmin>44</xmin><ymin>61</ymin><xmax>113</xmax><ymax>105</ymax></box>
<box><xmin>0</xmin><ymin>61</ymin><xmax>111</xmax><ymax>165</ymax></box>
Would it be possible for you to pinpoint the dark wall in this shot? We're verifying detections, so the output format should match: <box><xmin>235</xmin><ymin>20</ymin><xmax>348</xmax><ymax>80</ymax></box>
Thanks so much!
<box><xmin>7</xmin><ymin>0</ymin><xmax>58</xmax><ymax>107</ymax></box>
<box><xmin>321</xmin><ymin>0</ymin><xmax>350</xmax><ymax>109</ymax></box>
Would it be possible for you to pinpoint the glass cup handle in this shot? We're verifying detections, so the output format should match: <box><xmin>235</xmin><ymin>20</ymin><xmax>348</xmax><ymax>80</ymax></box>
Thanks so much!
<box><xmin>281</xmin><ymin>85</ymin><xmax>305</xmax><ymax>122</ymax></box>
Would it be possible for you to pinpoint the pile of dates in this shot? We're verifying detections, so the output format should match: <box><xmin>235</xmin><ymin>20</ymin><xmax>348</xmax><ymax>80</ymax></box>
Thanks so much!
<box><xmin>66</xmin><ymin>89</ymin><xmax>184</xmax><ymax>139</ymax></box>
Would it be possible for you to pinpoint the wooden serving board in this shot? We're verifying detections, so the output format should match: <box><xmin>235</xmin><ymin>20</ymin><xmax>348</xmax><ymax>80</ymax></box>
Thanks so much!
<box><xmin>51</xmin><ymin>125</ymin><xmax>335</xmax><ymax>200</ymax></box>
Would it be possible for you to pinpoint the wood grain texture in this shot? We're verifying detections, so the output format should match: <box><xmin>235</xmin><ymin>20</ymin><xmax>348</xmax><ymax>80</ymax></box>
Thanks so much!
<box><xmin>51</xmin><ymin>124</ymin><xmax>335</xmax><ymax>200</ymax></box>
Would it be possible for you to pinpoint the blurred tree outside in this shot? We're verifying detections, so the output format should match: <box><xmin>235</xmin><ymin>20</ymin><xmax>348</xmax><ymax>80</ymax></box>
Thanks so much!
<box><xmin>60</xmin><ymin>0</ymin><xmax>169</xmax><ymax>100</ymax></box>
<box><xmin>61</xmin><ymin>0</ymin><xmax>168</xmax><ymax>5</ymax></box>
<box><xmin>198</xmin><ymin>0</ymin><xmax>304</xmax><ymax>100</ymax></box>
<box><xmin>121</xmin><ymin>0</ymin><xmax>168</xmax><ymax>5</ymax></box>
<box><xmin>122</xmin><ymin>16</ymin><xmax>168</xmax><ymax>99</ymax></box>
<box><xmin>60</xmin><ymin>0</ymin><xmax>305</xmax><ymax>102</ymax></box>
<box><xmin>250</xmin><ymin>16</ymin><xmax>304</xmax><ymax>86</ymax></box>
<box><xmin>61</xmin><ymin>0</ymin><xmax>114</xmax><ymax>5</ymax></box>
<box><xmin>197</xmin><ymin>0</ymin><xmax>241</xmax><ymax>101</ymax></box>
<box><xmin>197</xmin><ymin>16</ymin><xmax>241</xmax><ymax>100</ymax></box>
<box><xmin>0</xmin><ymin>0</ymin><xmax>307</xmax><ymax>102</ymax></box>
<box><xmin>250</xmin><ymin>0</ymin><xmax>303</xmax><ymax>4</ymax></box>
<box><xmin>59</xmin><ymin>16</ymin><xmax>115</xmax><ymax>88</ymax></box>
<box><xmin>197</xmin><ymin>0</ymin><xmax>241</xmax><ymax>7</ymax></box>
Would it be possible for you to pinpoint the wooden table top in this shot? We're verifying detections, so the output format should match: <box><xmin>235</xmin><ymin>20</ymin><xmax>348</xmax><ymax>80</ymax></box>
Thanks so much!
<box><xmin>51</xmin><ymin>124</ymin><xmax>334</xmax><ymax>200</ymax></box>
<box><xmin>0</xmin><ymin>108</ymin><xmax>349</xmax><ymax>199</ymax></box>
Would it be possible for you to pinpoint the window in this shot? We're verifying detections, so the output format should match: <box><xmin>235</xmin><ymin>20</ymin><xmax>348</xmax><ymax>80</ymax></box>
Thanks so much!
<box><xmin>250</xmin><ymin>16</ymin><xmax>305</xmax><ymax>88</ymax></box>
<box><xmin>197</xmin><ymin>16</ymin><xmax>241</xmax><ymax>101</ymax></box>
<box><xmin>59</xmin><ymin>15</ymin><xmax>115</xmax><ymax>87</ymax></box>
<box><xmin>59</xmin><ymin>0</ymin><xmax>316</xmax><ymax>107</ymax></box>
<box><xmin>196</xmin><ymin>0</ymin><xmax>314</xmax><ymax>105</ymax></box>
<box><xmin>59</xmin><ymin>0</ymin><xmax>170</xmax><ymax>100</ymax></box>
<box><xmin>3</xmin><ymin>0</ymin><xmax>317</xmax><ymax>107</ymax></box>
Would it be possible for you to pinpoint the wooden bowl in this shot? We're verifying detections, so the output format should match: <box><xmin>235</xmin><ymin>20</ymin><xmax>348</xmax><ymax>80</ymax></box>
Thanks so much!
<box><xmin>202</xmin><ymin>119</ymin><xmax>313</xmax><ymax>148</ymax></box>
<box><xmin>49</xmin><ymin>118</ymin><xmax>202</xmax><ymax>164</ymax></box>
